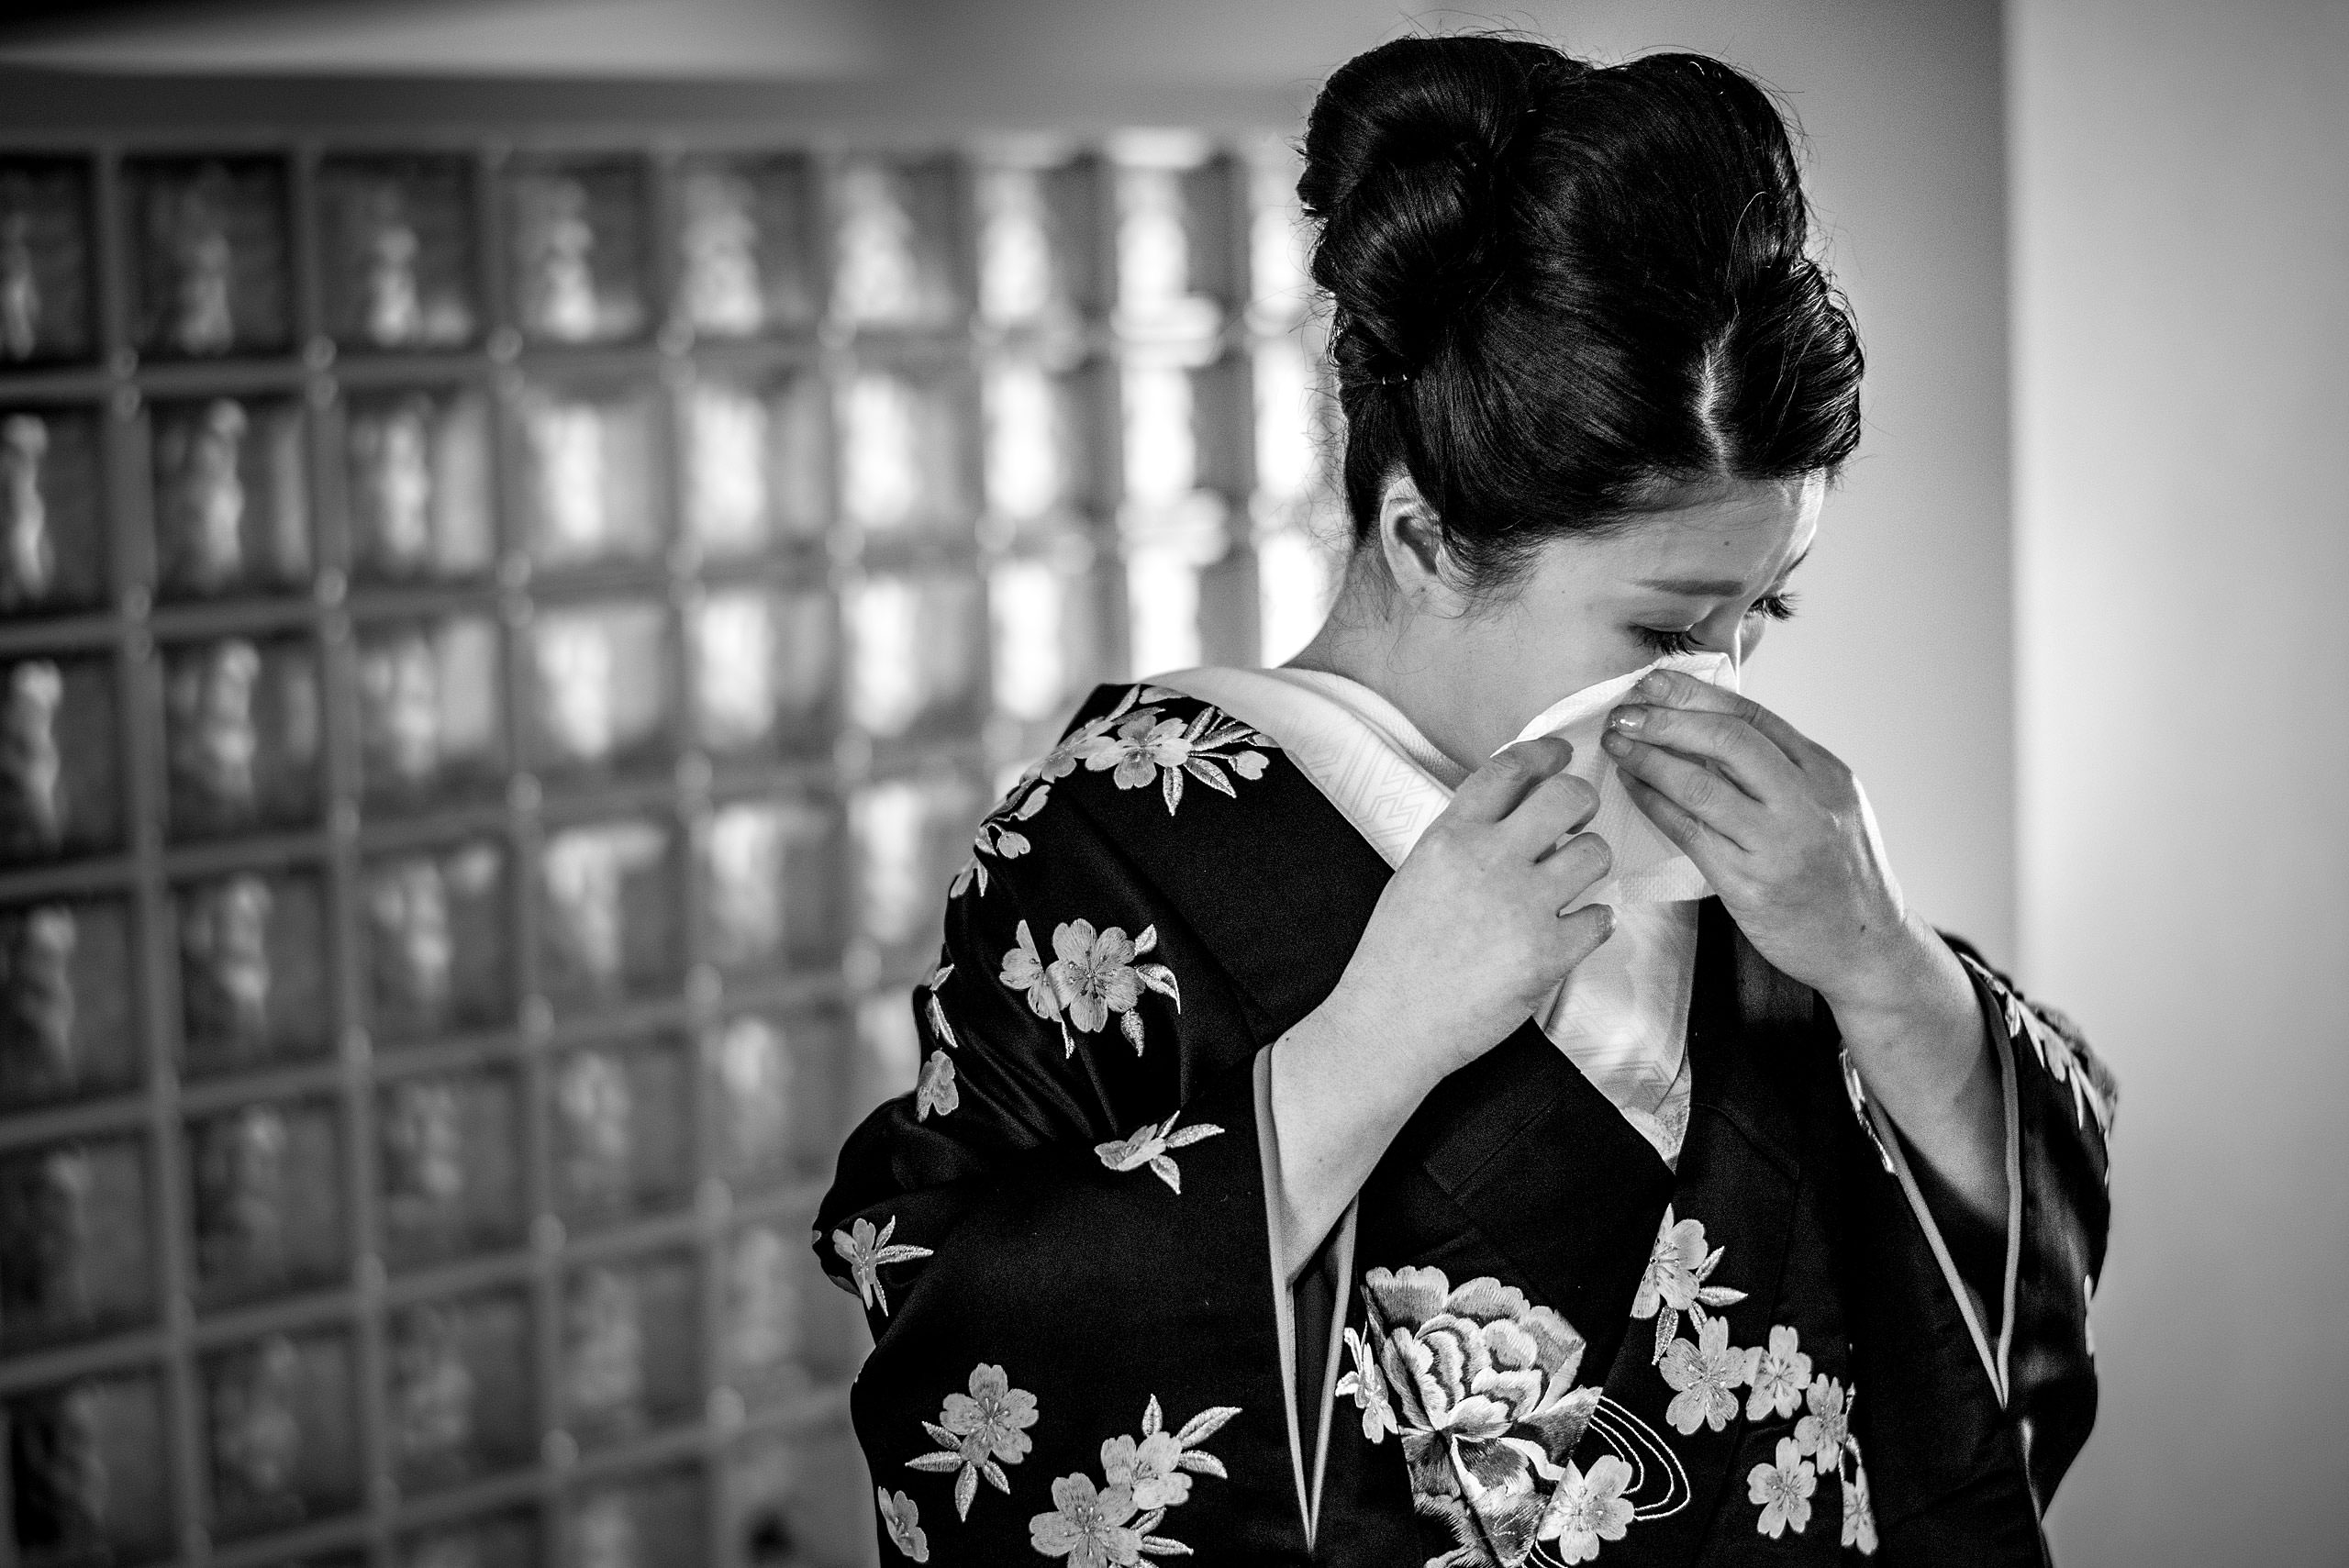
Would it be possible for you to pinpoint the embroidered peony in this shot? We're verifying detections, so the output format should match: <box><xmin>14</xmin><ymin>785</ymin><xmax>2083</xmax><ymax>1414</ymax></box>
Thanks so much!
<box><xmin>1745</xmin><ymin>1324</ymin><xmax>1813</xmax><ymax>1422</ymax></box>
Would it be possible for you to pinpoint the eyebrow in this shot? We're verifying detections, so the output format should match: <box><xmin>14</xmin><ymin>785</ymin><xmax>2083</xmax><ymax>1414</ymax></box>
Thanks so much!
<box><xmin>1637</xmin><ymin>545</ymin><xmax>1812</xmax><ymax>598</ymax></box>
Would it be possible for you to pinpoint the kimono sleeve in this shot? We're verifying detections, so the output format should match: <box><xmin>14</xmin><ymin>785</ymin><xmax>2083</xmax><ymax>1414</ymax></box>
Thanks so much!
<box><xmin>812</xmin><ymin>774</ymin><xmax>1308</xmax><ymax>1564</ymax></box>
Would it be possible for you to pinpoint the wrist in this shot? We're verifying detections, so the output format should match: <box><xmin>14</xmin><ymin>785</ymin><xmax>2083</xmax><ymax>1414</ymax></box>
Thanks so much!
<box><xmin>1819</xmin><ymin>914</ymin><xmax>1973</xmax><ymax>1042</ymax></box>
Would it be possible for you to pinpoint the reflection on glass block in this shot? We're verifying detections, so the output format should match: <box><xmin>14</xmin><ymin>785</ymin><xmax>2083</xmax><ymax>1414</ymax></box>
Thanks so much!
<box><xmin>518</xmin><ymin>384</ymin><xmax>660</xmax><ymax>569</ymax></box>
<box><xmin>203</xmin><ymin>1329</ymin><xmax>361</xmax><ymax>1540</ymax></box>
<box><xmin>700</xmin><ymin>798</ymin><xmax>841</xmax><ymax>975</ymax></box>
<box><xmin>845</xmin><ymin>573</ymin><xmax>983</xmax><ymax>740</ymax></box>
<box><xmin>1252</xmin><ymin>339</ymin><xmax>1320</xmax><ymax>502</ymax></box>
<box><xmin>990</xmin><ymin>550</ymin><xmax>1108</xmax><ymax>724</ymax></box>
<box><xmin>839</xmin><ymin>367</ymin><xmax>970</xmax><ymax>537</ymax></box>
<box><xmin>364</xmin><ymin>840</ymin><xmax>508</xmax><ymax>1042</ymax></box>
<box><xmin>0</xmin><ymin>161</ymin><xmax>94</xmax><ymax>365</ymax></box>
<box><xmin>1113</xmin><ymin>150</ymin><xmax>1230</xmax><ymax>336</ymax></box>
<box><xmin>150</xmin><ymin>395</ymin><xmax>308</xmax><ymax>598</ymax></box>
<box><xmin>985</xmin><ymin>358</ymin><xmax>1099</xmax><ymax>521</ymax></box>
<box><xmin>680</xmin><ymin>156</ymin><xmax>816</xmax><ymax>337</ymax></box>
<box><xmin>832</xmin><ymin>159</ymin><xmax>956</xmax><ymax>328</ymax></box>
<box><xmin>1257</xmin><ymin>523</ymin><xmax>1341</xmax><ymax>669</ymax></box>
<box><xmin>346</xmin><ymin>388</ymin><xmax>495</xmax><ymax>583</ymax></box>
<box><xmin>1124</xmin><ymin>522</ymin><xmax>1227</xmax><ymax>677</ymax></box>
<box><xmin>388</xmin><ymin>1290</ymin><xmax>533</xmax><ymax>1492</ymax></box>
<box><xmin>1</xmin><ymin>654</ymin><xmax>120</xmax><ymax>864</ymax></box>
<box><xmin>850</xmin><ymin>773</ymin><xmax>982</xmax><ymax>957</ymax></box>
<box><xmin>0</xmin><ymin>1137</ymin><xmax>151</xmax><ymax>1351</ymax></box>
<box><xmin>126</xmin><ymin>157</ymin><xmax>291</xmax><ymax>358</ymax></box>
<box><xmin>176</xmin><ymin>868</ymin><xmax>329</xmax><ymax>1076</ymax></box>
<box><xmin>566</xmin><ymin>1466</ymin><xmax>706</xmax><ymax>1568</ymax></box>
<box><xmin>1121</xmin><ymin>360</ymin><xmax>1197</xmax><ymax>506</ymax></box>
<box><xmin>728</xmin><ymin>1424</ymin><xmax>872</xmax><ymax>1568</ymax></box>
<box><xmin>852</xmin><ymin>991</ymin><xmax>920</xmax><ymax>1116</ymax></box>
<box><xmin>0</xmin><ymin>408</ymin><xmax>105</xmax><ymax>615</ymax></box>
<box><xmin>722</xmin><ymin>1221</ymin><xmax>805</xmax><ymax>1404</ymax></box>
<box><xmin>401</xmin><ymin>1508</ymin><xmax>540</xmax><ymax>1568</ymax></box>
<box><xmin>319</xmin><ymin>155</ymin><xmax>479</xmax><ymax>350</ymax></box>
<box><xmin>692</xmin><ymin>587</ymin><xmax>834</xmax><ymax>757</ymax></box>
<box><xmin>562</xmin><ymin>1252</ymin><xmax>697</xmax><ymax>1445</ymax></box>
<box><xmin>539</xmin><ymin>819</ymin><xmax>675</xmax><ymax>1007</ymax></box>
<box><xmin>683</xmin><ymin>374</ymin><xmax>827</xmax><ymax>557</ymax></box>
<box><xmin>708</xmin><ymin>1011</ymin><xmax>834</xmax><ymax>1190</ymax></box>
<box><xmin>1246</xmin><ymin>150</ymin><xmax>1312</xmax><ymax>327</ymax></box>
<box><xmin>189</xmin><ymin>1099</ymin><xmax>344</xmax><ymax>1306</ymax></box>
<box><xmin>507</xmin><ymin>160</ymin><xmax>646</xmax><ymax>344</ymax></box>
<box><xmin>555</xmin><ymin>1036</ymin><xmax>689</xmax><ymax>1225</ymax></box>
<box><xmin>529</xmin><ymin>600</ymin><xmax>669</xmax><ymax>773</ymax></box>
<box><xmin>359</xmin><ymin>616</ymin><xmax>503</xmax><ymax>804</ymax></box>
<box><xmin>162</xmin><ymin>636</ymin><xmax>320</xmax><ymax>840</ymax></box>
<box><xmin>0</xmin><ymin>895</ymin><xmax>138</xmax><ymax>1107</ymax></box>
<box><xmin>5</xmin><ymin>1371</ymin><xmax>173</xmax><ymax>1565</ymax></box>
<box><xmin>380</xmin><ymin>1069</ymin><xmax>523</xmax><ymax>1270</ymax></box>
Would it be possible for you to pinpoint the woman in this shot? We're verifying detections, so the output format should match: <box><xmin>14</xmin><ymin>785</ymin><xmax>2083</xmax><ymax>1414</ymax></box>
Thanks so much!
<box><xmin>818</xmin><ymin>35</ymin><xmax>2114</xmax><ymax>1568</ymax></box>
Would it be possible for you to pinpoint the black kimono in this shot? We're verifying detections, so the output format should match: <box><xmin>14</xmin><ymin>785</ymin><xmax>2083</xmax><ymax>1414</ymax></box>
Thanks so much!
<box><xmin>816</xmin><ymin>683</ymin><xmax>2116</xmax><ymax>1567</ymax></box>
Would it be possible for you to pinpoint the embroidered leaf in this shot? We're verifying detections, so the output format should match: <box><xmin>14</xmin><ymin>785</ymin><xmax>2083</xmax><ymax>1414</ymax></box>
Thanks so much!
<box><xmin>1149</xmin><ymin>1154</ymin><xmax>1182</xmax><ymax>1193</ymax></box>
<box><xmin>1160</xmin><ymin>765</ymin><xmax>1185</xmax><ymax>814</ymax></box>
<box><xmin>984</xmin><ymin>1459</ymin><xmax>1010</xmax><ymax>1494</ymax></box>
<box><xmin>1134</xmin><ymin>1508</ymin><xmax>1166</xmax><ymax>1535</ymax></box>
<box><xmin>924</xmin><ymin>990</ymin><xmax>958</xmax><ymax>1053</ymax></box>
<box><xmin>1175</xmin><ymin>1451</ymin><xmax>1227</xmax><ymax>1478</ymax></box>
<box><xmin>1186</xmin><ymin>757</ymin><xmax>1236</xmax><ymax>797</ymax></box>
<box><xmin>1142</xmin><ymin>1395</ymin><xmax>1163</xmax><ymax>1436</ymax></box>
<box><xmin>1136</xmin><ymin>963</ymin><xmax>1181</xmax><ymax>1007</ymax></box>
<box><xmin>1134</xmin><ymin>924</ymin><xmax>1158</xmax><ymax>956</ymax></box>
<box><xmin>922</xmin><ymin>1421</ymin><xmax>958</xmax><ymax>1448</ymax></box>
<box><xmin>1161</xmin><ymin>1122</ymin><xmax>1222</xmax><ymax>1149</ymax></box>
<box><xmin>1120</xmin><ymin>1006</ymin><xmax>1147</xmax><ymax>1054</ymax></box>
<box><xmin>1652</xmin><ymin>1307</ymin><xmax>1679</xmax><ymax>1364</ymax></box>
<box><xmin>1174</xmin><ymin>1406</ymin><xmax>1240</xmax><ymax>1448</ymax></box>
<box><xmin>1139</xmin><ymin>1537</ymin><xmax>1193</xmax><ymax>1557</ymax></box>
<box><xmin>1110</xmin><ymin>685</ymin><xmax>1143</xmax><ymax>719</ymax></box>
<box><xmin>905</xmin><ymin>1452</ymin><xmax>963</xmax><ymax>1473</ymax></box>
<box><xmin>952</xmin><ymin>1462</ymin><xmax>978</xmax><ymax>1519</ymax></box>
<box><xmin>1698</xmin><ymin>1284</ymin><xmax>1747</xmax><ymax>1309</ymax></box>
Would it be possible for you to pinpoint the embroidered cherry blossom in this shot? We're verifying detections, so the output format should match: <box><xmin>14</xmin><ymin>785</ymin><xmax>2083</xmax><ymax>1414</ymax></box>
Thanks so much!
<box><xmin>1045</xmin><ymin>1396</ymin><xmax>1235</xmax><ymax>1561</ymax></box>
<box><xmin>1537</xmin><ymin>1454</ymin><xmax>1636</xmax><ymax>1563</ymax></box>
<box><xmin>1075</xmin><ymin>702</ymin><xmax>1274</xmax><ymax>814</ymax></box>
<box><xmin>923</xmin><ymin>960</ymin><xmax>959</xmax><ymax>1051</ymax></box>
<box><xmin>1029</xmin><ymin>1473</ymin><xmax>1143</xmax><ymax>1568</ymax></box>
<box><xmin>955</xmin><ymin>688</ymin><xmax>1169</xmax><ymax>898</ymax></box>
<box><xmin>999</xmin><ymin>920</ymin><xmax>1065</xmax><ymax>1035</ymax></box>
<box><xmin>1334</xmin><ymin>1327</ymin><xmax>1398</xmax><ymax>1442</ymax></box>
<box><xmin>907</xmin><ymin>1362</ymin><xmax>1041</xmax><ymax>1518</ymax></box>
<box><xmin>1794</xmin><ymin>1375</ymin><xmax>1849</xmax><ymax>1466</ymax></box>
<box><xmin>1842</xmin><ymin>1441</ymin><xmax>1879</xmax><ymax>1554</ymax></box>
<box><xmin>876</xmin><ymin>1486</ymin><xmax>930</xmax><ymax>1562</ymax></box>
<box><xmin>830</xmin><ymin>1216</ymin><xmax>933</xmax><ymax>1318</ymax></box>
<box><xmin>917</xmin><ymin>1051</ymin><xmax>958</xmax><ymax>1120</ymax></box>
<box><xmin>1045</xmin><ymin>920</ymin><xmax>1180</xmax><ymax>1055</ymax></box>
<box><xmin>1745</xmin><ymin>1324</ymin><xmax>1813</xmax><ymax>1421</ymax></box>
<box><xmin>1747</xmin><ymin>1437</ymin><xmax>1817</xmax><ymax>1539</ymax></box>
<box><xmin>1094</xmin><ymin>1112</ymin><xmax>1224</xmax><ymax>1194</ymax></box>
<box><xmin>1659</xmin><ymin>1314</ymin><xmax>1753</xmax><ymax>1435</ymax></box>
<box><xmin>1630</xmin><ymin>1206</ymin><xmax>1747</xmax><ymax>1363</ymax></box>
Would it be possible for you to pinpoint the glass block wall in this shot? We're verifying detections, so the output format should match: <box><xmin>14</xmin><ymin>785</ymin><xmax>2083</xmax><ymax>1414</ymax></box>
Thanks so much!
<box><xmin>0</xmin><ymin>135</ymin><xmax>1339</xmax><ymax>1568</ymax></box>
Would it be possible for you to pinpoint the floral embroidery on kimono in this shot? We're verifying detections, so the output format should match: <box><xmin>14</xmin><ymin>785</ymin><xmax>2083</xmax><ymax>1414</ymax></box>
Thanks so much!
<box><xmin>877</xmin><ymin>1486</ymin><xmax>930</xmax><ymax>1562</ymax></box>
<box><xmin>1028</xmin><ymin>1395</ymin><xmax>1238</xmax><ymax>1563</ymax></box>
<box><xmin>1746</xmin><ymin>1438</ymin><xmax>1817</xmax><ymax>1539</ymax></box>
<box><xmin>831</xmin><ymin>1216</ymin><xmax>933</xmax><ymax>1318</ymax></box>
<box><xmin>1629</xmin><ymin>1207</ymin><xmax>1747</xmax><ymax>1363</ymax></box>
<box><xmin>998</xmin><ymin>917</ymin><xmax>1181</xmax><ymax>1057</ymax></box>
<box><xmin>907</xmin><ymin>1362</ymin><xmax>1041</xmax><ymax>1519</ymax></box>
<box><xmin>1957</xmin><ymin>951</ymin><xmax>2117</xmax><ymax>1137</ymax></box>
<box><xmin>1095</xmin><ymin>1113</ymin><xmax>1225</xmax><ymax>1194</ymax></box>
<box><xmin>917</xmin><ymin>961</ymin><xmax>960</xmax><ymax>1120</ymax></box>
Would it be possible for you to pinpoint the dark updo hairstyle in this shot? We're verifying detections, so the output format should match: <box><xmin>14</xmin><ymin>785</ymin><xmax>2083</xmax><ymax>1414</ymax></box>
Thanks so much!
<box><xmin>1299</xmin><ymin>35</ymin><xmax>1864</xmax><ymax>590</ymax></box>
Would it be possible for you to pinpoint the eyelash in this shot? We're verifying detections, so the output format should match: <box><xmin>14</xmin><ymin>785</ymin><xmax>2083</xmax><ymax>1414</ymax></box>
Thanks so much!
<box><xmin>1634</xmin><ymin>591</ymin><xmax>1801</xmax><ymax>656</ymax></box>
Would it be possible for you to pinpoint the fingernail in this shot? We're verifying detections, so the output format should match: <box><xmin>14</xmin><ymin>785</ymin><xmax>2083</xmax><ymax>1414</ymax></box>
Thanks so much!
<box><xmin>1609</xmin><ymin>706</ymin><xmax>1644</xmax><ymax>732</ymax></box>
<box><xmin>1601</xmin><ymin>728</ymin><xmax>1631</xmax><ymax>753</ymax></box>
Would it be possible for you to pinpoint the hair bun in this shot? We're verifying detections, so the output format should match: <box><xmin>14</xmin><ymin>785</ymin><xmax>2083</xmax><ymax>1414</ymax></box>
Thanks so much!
<box><xmin>1299</xmin><ymin>36</ymin><xmax>1575</xmax><ymax>379</ymax></box>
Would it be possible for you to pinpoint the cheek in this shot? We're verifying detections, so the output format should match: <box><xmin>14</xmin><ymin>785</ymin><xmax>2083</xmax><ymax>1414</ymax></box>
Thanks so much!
<box><xmin>1739</xmin><ymin>617</ymin><xmax>1770</xmax><ymax>661</ymax></box>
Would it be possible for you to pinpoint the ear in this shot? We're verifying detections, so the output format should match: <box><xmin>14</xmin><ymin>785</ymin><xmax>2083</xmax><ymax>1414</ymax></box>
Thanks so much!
<box><xmin>1373</xmin><ymin>471</ymin><xmax>1464</xmax><ymax>610</ymax></box>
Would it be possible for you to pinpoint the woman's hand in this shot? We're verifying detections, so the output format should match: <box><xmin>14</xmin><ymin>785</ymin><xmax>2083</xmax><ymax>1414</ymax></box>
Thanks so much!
<box><xmin>1603</xmin><ymin>669</ymin><xmax>2007</xmax><ymax>1219</ymax></box>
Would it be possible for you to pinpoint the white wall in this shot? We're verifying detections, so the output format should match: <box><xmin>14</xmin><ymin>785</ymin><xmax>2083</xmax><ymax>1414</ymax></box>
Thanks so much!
<box><xmin>2009</xmin><ymin>1</ymin><xmax>2349</xmax><ymax>1562</ymax></box>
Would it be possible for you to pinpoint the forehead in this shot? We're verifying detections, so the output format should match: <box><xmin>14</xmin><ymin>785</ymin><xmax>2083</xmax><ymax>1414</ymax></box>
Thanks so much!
<box><xmin>1557</xmin><ymin>476</ymin><xmax>1821</xmax><ymax>590</ymax></box>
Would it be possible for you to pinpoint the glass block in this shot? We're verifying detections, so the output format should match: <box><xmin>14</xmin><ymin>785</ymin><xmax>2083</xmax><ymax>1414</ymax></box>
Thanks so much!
<box><xmin>563</xmin><ymin>1464</ymin><xmax>705</xmax><ymax>1568</ymax></box>
<box><xmin>985</xmin><ymin>356</ymin><xmax>1099</xmax><ymax>523</ymax></box>
<box><xmin>318</xmin><ymin>155</ymin><xmax>480</xmax><ymax>350</ymax></box>
<box><xmin>0</xmin><ymin>655</ymin><xmax>119</xmax><ymax>865</ymax></box>
<box><xmin>1113</xmin><ymin>147</ymin><xmax>1233</xmax><ymax>336</ymax></box>
<box><xmin>844</xmin><ymin>572</ymin><xmax>984</xmax><ymax>740</ymax></box>
<box><xmin>125</xmin><ymin>156</ymin><xmax>292</xmax><ymax>359</ymax></box>
<box><xmin>0</xmin><ymin>1136</ymin><xmax>152</xmax><ymax>1352</ymax></box>
<box><xmin>538</xmin><ymin>818</ymin><xmax>677</xmax><ymax>1009</ymax></box>
<box><xmin>161</xmin><ymin>634</ymin><xmax>322</xmax><ymax>840</ymax></box>
<box><xmin>728</xmin><ymin>1424</ymin><xmax>871</xmax><ymax>1568</ymax></box>
<box><xmin>831</xmin><ymin>158</ymin><xmax>958</xmax><ymax>329</ymax></box>
<box><xmin>346</xmin><ymin>387</ymin><xmax>495</xmax><ymax>584</ymax></box>
<box><xmin>401</xmin><ymin>1508</ymin><xmax>540</xmax><ymax>1568</ymax></box>
<box><xmin>976</xmin><ymin>157</ymin><xmax>1097</xmax><ymax>327</ymax></box>
<box><xmin>0</xmin><ymin>894</ymin><xmax>139</xmax><ymax>1108</ymax></box>
<box><xmin>1252</xmin><ymin>339</ymin><xmax>1322</xmax><ymax>502</ymax></box>
<box><xmin>681</xmin><ymin>373</ymin><xmax>827</xmax><ymax>558</ymax></box>
<box><xmin>720</xmin><ymin>1220</ymin><xmax>806</xmax><ymax>1407</ymax></box>
<box><xmin>175</xmin><ymin>866</ymin><xmax>329</xmax><ymax>1076</ymax></box>
<box><xmin>0</xmin><ymin>160</ymin><xmax>95</xmax><ymax>366</ymax></box>
<box><xmin>990</xmin><ymin>548</ymin><xmax>1112</xmax><ymax>724</ymax></box>
<box><xmin>690</xmin><ymin>586</ymin><xmax>835</xmax><ymax>758</ymax></box>
<box><xmin>6</xmin><ymin>1370</ymin><xmax>173</xmax><ymax>1566</ymax></box>
<box><xmin>678</xmin><ymin>155</ymin><xmax>817</xmax><ymax>338</ymax></box>
<box><xmin>852</xmin><ymin>991</ymin><xmax>920</xmax><ymax>1116</ymax></box>
<box><xmin>1246</xmin><ymin>147</ymin><xmax>1313</xmax><ymax>328</ymax></box>
<box><xmin>379</xmin><ymin>1068</ymin><xmax>525</xmax><ymax>1270</ymax></box>
<box><xmin>358</xmin><ymin>614</ymin><xmax>504</xmax><ymax>806</ymax></box>
<box><xmin>698</xmin><ymin>797</ymin><xmax>841</xmax><ymax>975</ymax></box>
<box><xmin>516</xmin><ymin>382</ymin><xmax>661</xmax><ymax>570</ymax></box>
<box><xmin>838</xmin><ymin>366</ymin><xmax>971</xmax><ymax>539</ymax></box>
<box><xmin>386</xmin><ymin>1288</ymin><xmax>534</xmax><ymax>1493</ymax></box>
<box><xmin>202</xmin><ymin>1329</ymin><xmax>361</xmax><ymax>1540</ymax></box>
<box><xmin>707</xmin><ymin>1007</ymin><xmax>846</xmax><ymax>1187</ymax></box>
<box><xmin>187</xmin><ymin>1097</ymin><xmax>344</xmax><ymax>1307</ymax></box>
<box><xmin>850</xmin><ymin>773</ymin><xmax>983</xmax><ymax>960</ymax></box>
<box><xmin>149</xmin><ymin>395</ymin><xmax>308</xmax><ymax>599</ymax></box>
<box><xmin>362</xmin><ymin>840</ymin><xmax>510</xmax><ymax>1043</ymax></box>
<box><xmin>1257</xmin><ymin>520</ymin><xmax>1341</xmax><ymax>668</ymax></box>
<box><xmin>561</xmin><ymin>1251</ymin><xmax>698</xmax><ymax>1446</ymax></box>
<box><xmin>552</xmin><ymin>1034</ymin><xmax>691</xmax><ymax>1226</ymax></box>
<box><xmin>1124</xmin><ymin>515</ymin><xmax>1230</xmax><ymax>677</ymax></box>
<box><xmin>507</xmin><ymin>158</ymin><xmax>647</xmax><ymax>345</ymax></box>
<box><xmin>528</xmin><ymin>599</ymin><xmax>670</xmax><ymax>773</ymax></box>
<box><xmin>0</xmin><ymin>406</ymin><xmax>106</xmax><ymax>616</ymax></box>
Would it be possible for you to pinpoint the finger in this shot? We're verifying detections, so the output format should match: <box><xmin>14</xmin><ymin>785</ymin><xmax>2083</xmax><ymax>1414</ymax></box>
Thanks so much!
<box><xmin>1605</xmin><ymin>731</ymin><xmax>1761</xmax><ymax>850</ymax></box>
<box><xmin>1553</xmin><ymin>902</ymin><xmax>1616</xmax><ymax>972</ymax></box>
<box><xmin>1631</xmin><ymin>668</ymin><xmax>1823</xmax><ymax>770</ymax></box>
<box><xmin>1499</xmin><ymin>770</ymin><xmax>1603</xmax><ymax>855</ymax></box>
<box><xmin>1620</xmin><ymin>775</ymin><xmax>1738</xmax><ymax>876</ymax></box>
<box><xmin>1605</xmin><ymin>703</ymin><xmax>1805</xmax><ymax>803</ymax></box>
<box><xmin>1541</xmin><ymin>830</ymin><xmax>1612</xmax><ymax>907</ymax></box>
<box><xmin>1445</xmin><ymin>735</ymin><xmax>1574</xmax><ymax>826</ymax></box>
